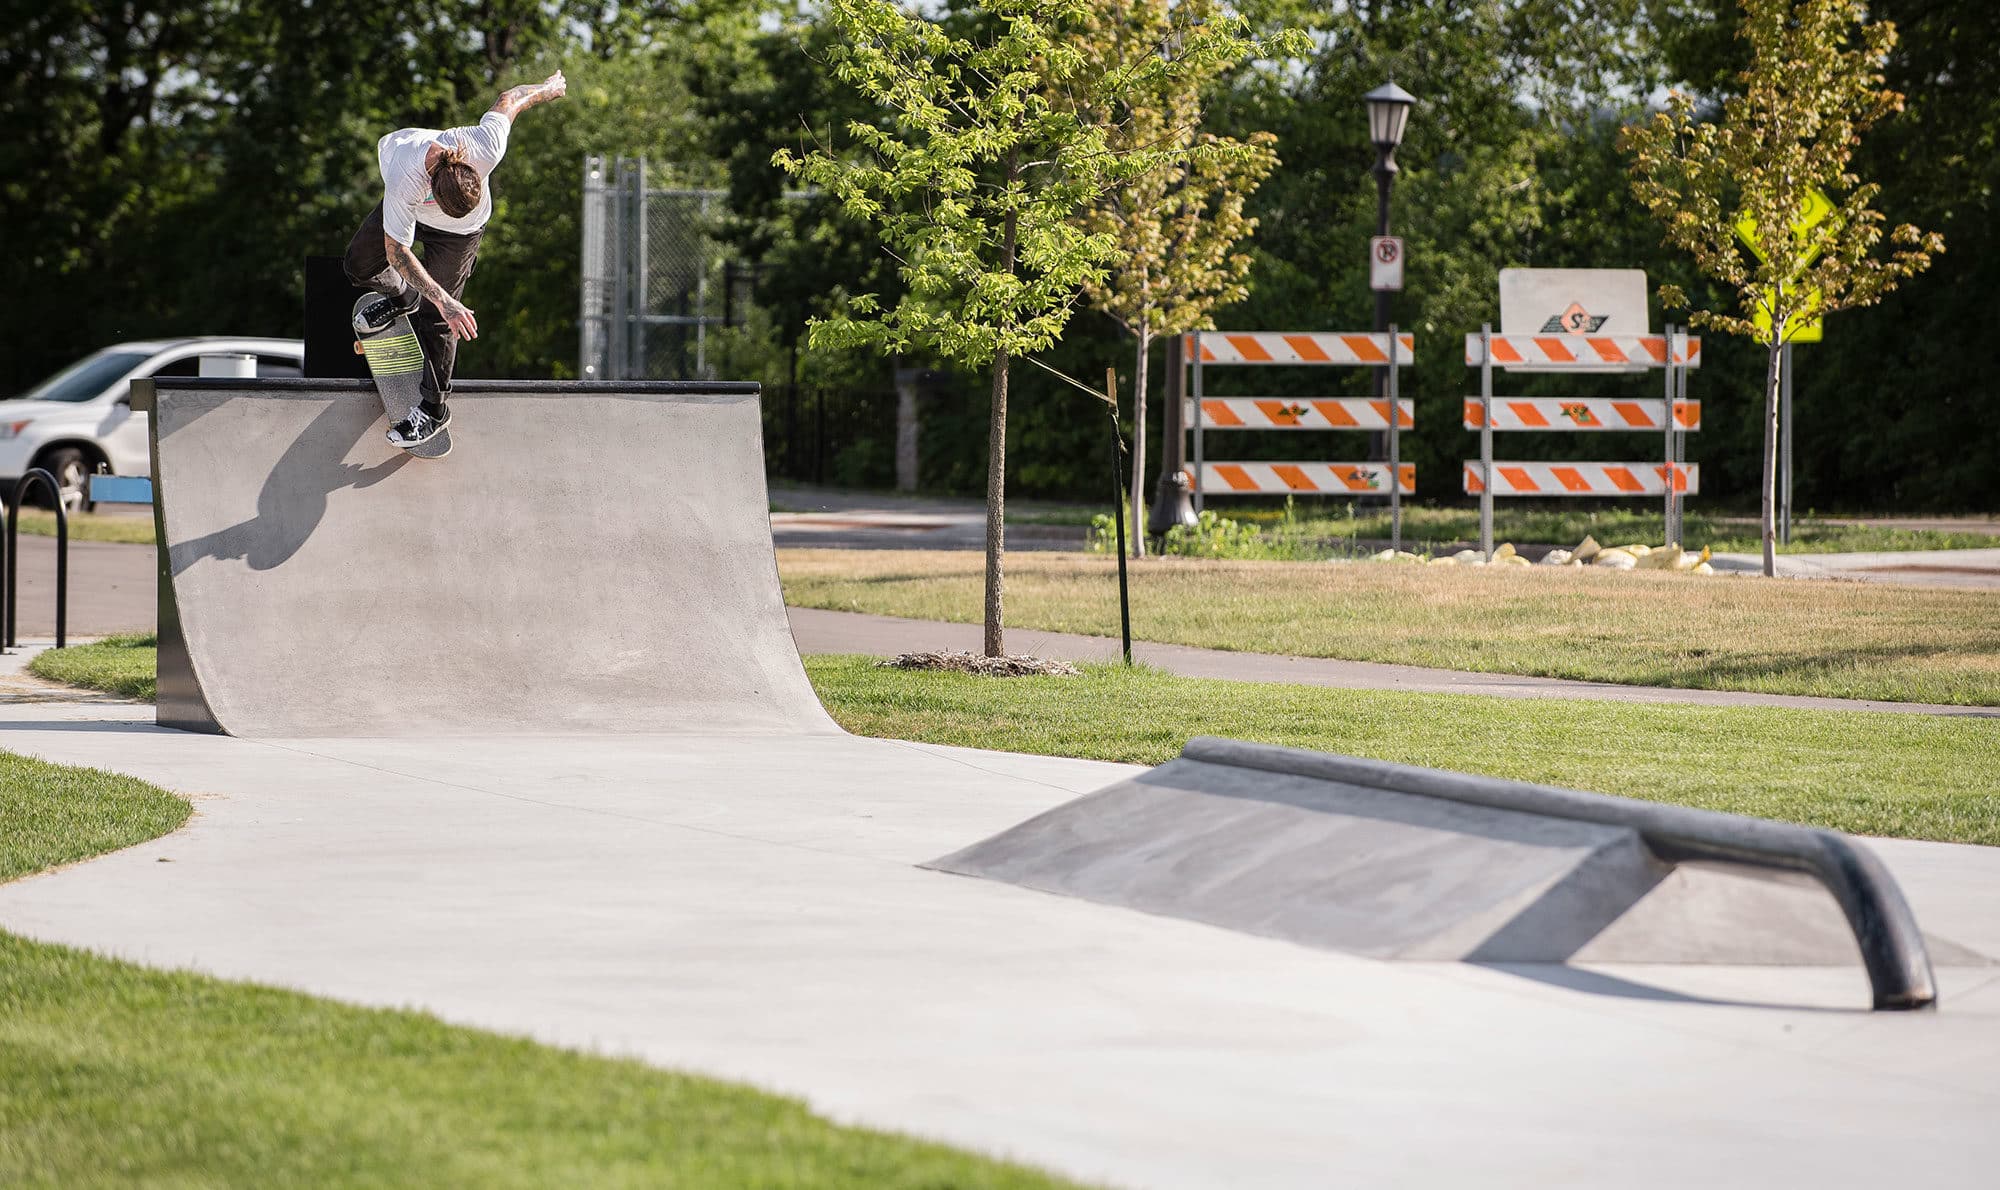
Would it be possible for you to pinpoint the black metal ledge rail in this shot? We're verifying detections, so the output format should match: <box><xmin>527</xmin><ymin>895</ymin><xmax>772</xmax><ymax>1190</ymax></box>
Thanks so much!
<box><xmin>1180</xmin><ymin>736</ymin><xmax>1939</xmax><ymax>1010</ymax></box>
<box><xmin>131</xmin><ymin>377</ymin><xmax>762</xmax><ymax>408</ymax></box>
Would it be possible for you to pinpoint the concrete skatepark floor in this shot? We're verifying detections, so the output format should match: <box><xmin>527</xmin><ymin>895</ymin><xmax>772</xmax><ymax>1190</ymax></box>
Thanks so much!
<box><xmin>2</xmin><ymin>699</ymin><xmax>1998</xmax><ymax>1188</ymax></box>
<box><xmin>3</xmin><ymin>384</ymin><xmax>1996</xmax><ymax>1186</ymax></box>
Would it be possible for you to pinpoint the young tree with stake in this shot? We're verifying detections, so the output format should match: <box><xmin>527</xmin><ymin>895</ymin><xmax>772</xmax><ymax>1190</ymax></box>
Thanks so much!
<box><xmin>776</xmin><ymin>0</ymin><xmax>1299</xmax><ymax>654</ymax></box>
<box><xmin>1622</xmin><ymin>0</ymin><xmax>1941</xmax><ymax>576</ymax></box>
<box><xmin>1066</xmin><ymin>0</ymin><xmax>1279</xmax><ymax>556</ymax></box>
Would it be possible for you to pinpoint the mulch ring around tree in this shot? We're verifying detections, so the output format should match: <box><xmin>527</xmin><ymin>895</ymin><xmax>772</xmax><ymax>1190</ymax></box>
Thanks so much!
<box><xmin>879</xmin><ymin>651</ymin><xmax>1082</xmax><ymax>678</ymax></box>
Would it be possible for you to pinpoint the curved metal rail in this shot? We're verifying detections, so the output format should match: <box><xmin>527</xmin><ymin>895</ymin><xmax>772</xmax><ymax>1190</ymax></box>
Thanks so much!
<box><xmin>6</xmin><ymin>467</ymin><xmax>69</xmax><ymax>650</ymax></box>
<box><xmin>1180</xmin><ymin>736</ymin><xmax>1938</xmax><ymax>1010</ymax></box>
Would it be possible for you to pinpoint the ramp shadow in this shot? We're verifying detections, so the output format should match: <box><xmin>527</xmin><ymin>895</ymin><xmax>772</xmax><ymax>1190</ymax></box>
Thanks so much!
<box><xmin>167</xmin><ymin>402</ymin><xmax>409</xmax><ymax>575</ymax></box>
<box><xmin>1476</xmin><ymin>963</ymin><xmax>1864</xmax><ymax>1013</ymax></box>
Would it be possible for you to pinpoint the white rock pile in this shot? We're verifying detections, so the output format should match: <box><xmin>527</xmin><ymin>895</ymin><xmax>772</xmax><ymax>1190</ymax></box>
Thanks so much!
<box><xmin>1368</xmin><ymin>534</ymin><xmax>1715</xmax><ymax>574</ymax></box>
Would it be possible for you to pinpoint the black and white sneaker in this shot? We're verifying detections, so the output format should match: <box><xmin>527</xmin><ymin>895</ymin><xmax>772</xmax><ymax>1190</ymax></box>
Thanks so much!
<box><xmin>419</xmin><ymin>396</ymin><xmax>451</xmax><ymax>428</ymax></box>
<box><xmin>387</xmin><ymin>407</ymin><xmax>444</xmax><ymax>448</ymax></box>
<box><xmin>352</xmin><ymin>289</ymin><xmax>422</xmax><ymax>336</ymax></box>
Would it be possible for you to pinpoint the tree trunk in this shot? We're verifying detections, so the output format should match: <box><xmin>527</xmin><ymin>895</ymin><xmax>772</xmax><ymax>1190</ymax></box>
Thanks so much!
<box><xmin>984</xmin><ymin>165</ymin><xmax>1019</xmax><ymax>658</ymax></box>
<box><xmin>1761</xmin><ymin>338</ymin><xmax>1783</xmax><ymax>578</ymax></box>
<box><xmin>1129</xmin><ymin>326</ymin><xmax>1150</xmax><ymax>558</ymax></box>
<box><xmin>984</xmin><ymin>345</ymin><xmax>1009</xmax><ymax>657</ymax></box>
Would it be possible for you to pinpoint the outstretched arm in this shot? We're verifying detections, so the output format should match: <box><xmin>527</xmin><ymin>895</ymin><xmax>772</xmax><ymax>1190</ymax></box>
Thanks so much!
<box><xmin>385</xmin><ymin>237</ymin><xmax>478</xmax><ymax>341</ymax></box>
<box><xmin>490</xmin><ymin>70</ymin><xmax>566</xmax><ymax>123</ymax></box>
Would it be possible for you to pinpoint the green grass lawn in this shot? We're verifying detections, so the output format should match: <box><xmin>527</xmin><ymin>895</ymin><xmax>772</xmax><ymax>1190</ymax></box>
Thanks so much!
<box><xmin>779</xmin><ymin>549</ymin><xmax>2000</xmax><ymax>706</ymax></box>
<box><xmin>0</xmin><ymin>746</ymin><xmax>1086</xmax><ymax>1187</ymax></box>
<box><xmin>805</xmin><ymin>656</ymin><xmax>2000</xmax><ymax>846</ymax></box>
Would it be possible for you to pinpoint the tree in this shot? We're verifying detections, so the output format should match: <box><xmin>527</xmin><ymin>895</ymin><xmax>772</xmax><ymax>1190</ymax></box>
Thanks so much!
<box><xmin>1622</xmin><ymin>0</ymin><xmax>1941</xmax><ymax>575</ymax></box>
<box><xmin>1067</xmin><ymin>0</ymin><xmax>1278</xmax><ymax>556</ymax></box>
<box><xmin>775</xmin><ymin>0</ymin><xmax>1292</xmax><ymax>655</ymax></box>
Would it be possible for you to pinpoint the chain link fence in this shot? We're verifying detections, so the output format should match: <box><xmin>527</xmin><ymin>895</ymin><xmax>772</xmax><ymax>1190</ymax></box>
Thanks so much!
<box><xmin>577</xmin><ymin>155</ymin><xmax>916</xmax><ymax>489</ymax></box>
<box><xmin>579</xmin><ymin>155</ymin><xmax>732</xmax><ymax>380</ymax></box>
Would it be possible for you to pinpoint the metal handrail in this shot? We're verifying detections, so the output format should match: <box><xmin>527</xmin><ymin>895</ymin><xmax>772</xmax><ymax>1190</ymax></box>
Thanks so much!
<box><xmin>1179</xmin><ymin>736</ymin><xmax>1938</xmax><ymax>1010</ymax></box>
<box><xmin>7</xmin><ymin>467</ymin><xmax>69</xmax><ymax>649</ymax></box>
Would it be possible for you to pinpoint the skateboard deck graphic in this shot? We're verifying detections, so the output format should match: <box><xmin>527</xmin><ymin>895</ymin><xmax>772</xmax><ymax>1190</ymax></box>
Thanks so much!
<box><xmin>352</xmin><ymin>294</ymin><xmax>451</xmax><ymax>459</ymax></box>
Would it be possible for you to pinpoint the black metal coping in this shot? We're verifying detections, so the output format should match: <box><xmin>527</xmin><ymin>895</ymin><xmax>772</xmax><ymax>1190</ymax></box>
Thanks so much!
<box><xmin>1179</xmin><ymin>736</ymin><xmax>1939</xmax><ymax>1011</ymax></box>
<box><xmin>132</xmin><ymin>377</ymin><xmax>760</xmax><ymax>411</ymax></box>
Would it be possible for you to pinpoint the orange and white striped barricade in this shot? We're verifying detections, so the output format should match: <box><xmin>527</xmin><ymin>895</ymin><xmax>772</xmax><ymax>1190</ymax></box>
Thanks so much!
<box><xmin>1194</xmin><ymin>397</ymin><xmax>1414</xmax><ymax>431</ymax></box>
<box><xmin>1189</xmin><ymin>329</ymin><xmax>1417</xmax><ymax>549</ymax></box>
<box><xmin>1462</xmin><ymin>398</ymin><xmax>1699</xmax><ymax>432</ymax></box>
<box><xmin>1201</xmin><ymin>462</ymin><xmax>1416</xmax><ymax>496</ymax></box>
<box><xmin>1464</xmin><ymin>324</ymin><xmax>1701</xmax><ymax>557</ymax></box>
<box><xmin>1461</xmin><ymin>461</ymin><xmax>1699</xmax><ymax>497</ymax></box>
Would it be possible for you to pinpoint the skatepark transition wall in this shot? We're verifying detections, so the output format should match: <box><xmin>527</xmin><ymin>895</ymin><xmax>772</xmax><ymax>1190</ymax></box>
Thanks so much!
<box><xmin>136</xmin><ymin>379</ymin><xmax>836</xmax><ymax>737</ymax></box>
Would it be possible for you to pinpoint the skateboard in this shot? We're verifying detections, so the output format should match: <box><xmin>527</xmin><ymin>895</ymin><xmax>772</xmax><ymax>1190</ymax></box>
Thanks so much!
<box><xmin>352</xmin><ymin>293</ymin><xmax>451</xmax><ymax>459</ymax></box>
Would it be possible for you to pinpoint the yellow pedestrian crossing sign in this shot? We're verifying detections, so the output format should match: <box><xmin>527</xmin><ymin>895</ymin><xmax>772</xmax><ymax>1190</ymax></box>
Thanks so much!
<box><xmin>1735</xmin><ymin>187</ymin><xmax>1836</xmax><ymax>267</ymax></box>
<box><xmin>1738</xmin><ymin>187</ymin><xmax>1834</xmax><ymax>343</ymax></box>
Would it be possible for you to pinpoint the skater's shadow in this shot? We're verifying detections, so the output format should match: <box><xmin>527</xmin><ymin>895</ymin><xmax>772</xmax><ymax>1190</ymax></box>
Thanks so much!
<box><xmin>168</xmin><ymin>401</ymin><xmax>410</xmax><ymax>575</ymax></box>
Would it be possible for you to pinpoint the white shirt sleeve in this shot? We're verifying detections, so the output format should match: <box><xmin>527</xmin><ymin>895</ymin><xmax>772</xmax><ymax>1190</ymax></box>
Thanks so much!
<box><xmin>381</xmin><ymin>194</ymin><xmax>420</xmax><ymax>246</ymax></box>
<box><xmin>452</xmin><ymin>111</ymin><xmax>512</xmax><ymax>173</ymax></box>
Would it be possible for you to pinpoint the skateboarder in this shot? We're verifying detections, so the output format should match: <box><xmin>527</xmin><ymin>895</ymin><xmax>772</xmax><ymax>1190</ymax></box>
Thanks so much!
<box><xmin>343</xmin><ymin>70</ymin><xmax>567</xmax><ymax>447</ymax></box>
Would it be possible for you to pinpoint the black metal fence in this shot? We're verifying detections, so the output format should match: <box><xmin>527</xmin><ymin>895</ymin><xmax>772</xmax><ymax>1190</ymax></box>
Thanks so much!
<box><xmin>761</xmin><ymin>386</ymin><xmax>901</xmax><ymax>487</ymax></box>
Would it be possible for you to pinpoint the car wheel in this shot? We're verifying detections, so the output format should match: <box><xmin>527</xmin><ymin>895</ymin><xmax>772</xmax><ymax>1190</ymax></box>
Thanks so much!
<box><xmin>34</xmin><ymin>447</ymin><xmax>92</xmax><ymax>515</ymax></box>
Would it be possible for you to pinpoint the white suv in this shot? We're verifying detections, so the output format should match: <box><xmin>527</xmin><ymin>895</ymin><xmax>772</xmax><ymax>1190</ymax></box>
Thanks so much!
<box><xmin>1</xmin><ymin>337</ymin><xmax>304</xmax><ymax>511</ymax></box>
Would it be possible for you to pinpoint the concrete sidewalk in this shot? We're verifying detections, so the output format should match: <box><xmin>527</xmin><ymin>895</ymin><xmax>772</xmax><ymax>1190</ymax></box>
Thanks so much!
<box><xmin>1712</xmin><ymin>547</ymin><xmax>2000</xmax><ymax>590</ymax></box>
<box><xmin>787</xmin><ymin>606</ymin><xmax>2000</xmax><ymax>718</ymax></box>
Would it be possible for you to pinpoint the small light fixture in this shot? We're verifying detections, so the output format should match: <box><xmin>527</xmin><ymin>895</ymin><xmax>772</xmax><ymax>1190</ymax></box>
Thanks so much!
<box><xmin>1365</xmin><ymin>81</ymin><xmax>1417</xmax><ymax>154</ymax></box>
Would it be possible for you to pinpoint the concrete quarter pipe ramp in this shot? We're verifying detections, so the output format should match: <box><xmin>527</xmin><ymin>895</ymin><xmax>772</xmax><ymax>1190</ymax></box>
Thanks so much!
<box><xmin>137</xmin><ymin>379</ymin><xmax>834</xmax><ymax>737</ymax></box>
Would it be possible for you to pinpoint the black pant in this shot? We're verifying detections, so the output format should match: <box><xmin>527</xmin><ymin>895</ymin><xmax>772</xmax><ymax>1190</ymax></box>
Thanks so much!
<box><xmin>344</xmin><ymin>203</ymin><xmax>482</xmax><ymax>400</ymax></box>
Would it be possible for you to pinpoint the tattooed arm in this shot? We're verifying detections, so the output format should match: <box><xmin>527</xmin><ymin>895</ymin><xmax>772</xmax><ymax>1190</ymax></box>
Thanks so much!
<box><xmin>384</xmin><ymin>236</ymin><xmax>478</xmax><ymax>341</ymax></box>
<box><xmin>490</xmin><ymin>70</ymin><xmax>566</xmax><ymax>123</ymax></box>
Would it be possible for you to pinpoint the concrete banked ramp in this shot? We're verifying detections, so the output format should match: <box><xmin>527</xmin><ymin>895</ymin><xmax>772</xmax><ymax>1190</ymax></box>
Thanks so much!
<box><xmin>933</xmin><ymin>737</ymin><xmax>1951</xmax><ymax>1008</ymax></box>
<box><xmin>142</xmin><ymin>379</ymin><xmax>834</xmax><ymax>737</ymax></box>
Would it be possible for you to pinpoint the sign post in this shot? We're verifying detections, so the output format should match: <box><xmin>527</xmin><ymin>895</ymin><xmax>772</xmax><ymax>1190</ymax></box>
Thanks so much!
<box><xmin>1782</xmin><ymin>343</ymin><xmax>1794</xmax><ymax>544</ymax></box>
<box><xmin>1479</xmin><ymin>324</ymin><xmax>1494</xmax><ymax>558</ymax></box>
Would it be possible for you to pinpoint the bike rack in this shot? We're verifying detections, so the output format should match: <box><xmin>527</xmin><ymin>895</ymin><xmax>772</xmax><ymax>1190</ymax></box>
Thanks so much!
<box><xmin>1179</xmin><ymin>737</ymin><xmax>1939</xmax><ymax>1010</ymax></box>
<box><xmin>6</xmin><ymin>467</ymin><xmax>69</xmax><ymax>650</ymax></box>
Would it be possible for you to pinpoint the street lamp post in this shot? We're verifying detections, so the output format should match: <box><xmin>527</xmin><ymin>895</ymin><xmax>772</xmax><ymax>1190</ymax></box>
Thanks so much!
<box><xmin>1364</xmin><ymin>82</ymin><xmax>1415</xmax><ymax>462</ymax></box>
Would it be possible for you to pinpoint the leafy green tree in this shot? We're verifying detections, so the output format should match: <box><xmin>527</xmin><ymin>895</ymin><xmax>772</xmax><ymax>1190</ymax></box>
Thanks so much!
<box><xmin>1067</xmin><ymin>0</ymin><xmax>1280</xmax><ymax>555</ymax></box>
<box><xmin>776</xmin><ymin>0</ymin><xmax>1294</xmax><ymax>655</ymax></box>
<box><xmin>1623</xmin><ymin>0</ymin><xmax>1942</xmax><ymax>575</ymax></box>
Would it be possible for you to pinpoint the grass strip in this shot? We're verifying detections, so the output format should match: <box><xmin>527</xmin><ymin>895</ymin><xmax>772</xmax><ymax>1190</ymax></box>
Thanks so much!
<box><xmin>0</xmin><ymin>748</ymin><xmax>1084</xmax><ymax>1187</ymax></box>
<box><xmin>778</xmin><ymin>549</ymin><xmax>2000</xmax><ymax>706</ymax></box>
<box><xmin>804</xmin><ymin>655</ymin><xmax>2000</xmax><ymax>846</ymax></box>
<box><xmin>27</xmin><ymin>633</ymin><xmax>157</xmax><ymax>701</ymax></box>
<box><xmin>9</xmin><ymin>509</ymin><xmax>157</xmax><ymax>545</ymax></box>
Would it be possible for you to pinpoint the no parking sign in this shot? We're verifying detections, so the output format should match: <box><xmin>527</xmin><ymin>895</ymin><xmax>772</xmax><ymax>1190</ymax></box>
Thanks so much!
<box><xmin>1370</xmin><ymin>236</ymin><xmax>1404</xmax><ymax>292</ymax></box>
